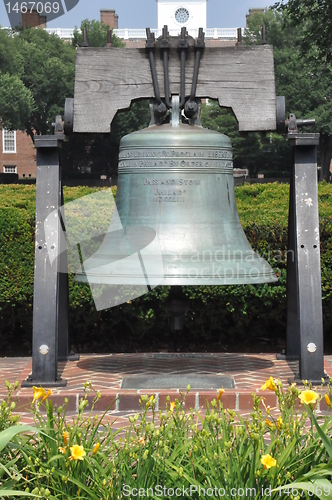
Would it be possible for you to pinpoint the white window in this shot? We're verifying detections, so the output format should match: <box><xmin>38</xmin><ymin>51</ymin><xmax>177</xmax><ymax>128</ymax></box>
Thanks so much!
<box><xmin>3</xmin><ymin>165</ymin><xmax>17</xmax><ymax>174</ymax></box>
<box><xmin>2</xmin><ymin>130</ymin><xmax>16</xmax><ymax>153</ymax></box>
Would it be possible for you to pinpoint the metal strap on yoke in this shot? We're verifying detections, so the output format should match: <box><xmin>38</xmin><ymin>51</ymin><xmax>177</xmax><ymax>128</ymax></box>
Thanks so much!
<box><xmin>146</xmin><ymin>26</ymin><xmax>204</xmax><ymax>117</ymax></box>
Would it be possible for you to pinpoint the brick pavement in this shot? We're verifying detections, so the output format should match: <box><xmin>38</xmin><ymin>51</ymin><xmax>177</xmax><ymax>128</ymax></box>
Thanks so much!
<box><xmin>1</xmin><ymin>353</ymin><xmax>332</xmax><ymax>426</ymax></box>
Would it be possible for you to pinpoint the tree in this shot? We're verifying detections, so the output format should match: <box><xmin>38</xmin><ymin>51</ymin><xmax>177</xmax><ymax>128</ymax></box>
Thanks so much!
<box><xmin>0</xmin><ymin>73</ymin><xmax>35</xmax><ymax>130</ymax></box>
<box><xmin>275</xmin><ymin>0</ymin><xmax>332</xmax><ymax>65</ymax></box>
<box><xmin>72</xmin><ymin>19</ymin><xmax>125</xmax><ymax>48</ymax></box>
<box><xmin>200</xmin><ymin>9</ymin><xmax>300</xmax><ymax>176</ymax></box>
<box><xmin>0</xmin><ymin>27</ymin><xmax>76</xmax><ymax>138</ymax></box>
<box><xmin>0</xmin><ymin>28</ymin><xmax>35</xmax><ymax>131</ymax></box>
<box><xmin>245</xmin><ymin>7</ymin><xmax>332</xmax><ymax>180</ymax></box>
<box><xmin>17</xmin><ymin>28</ymin><xmax>75</xmax><ymax>139</ymax></box>
<box><xmin>201</xmin><ymin>104</ymin><xmax>264</xmax><ymax>176</ymax></box>
<box><xmin>60</xmin><ymin>100</ymin><xmax>150</xmax><ymax>178</ymax></box>
<box><xmin>0</xmin><ymin>21</ymin><xmax>147</xmax><ymax>178</ymax></box>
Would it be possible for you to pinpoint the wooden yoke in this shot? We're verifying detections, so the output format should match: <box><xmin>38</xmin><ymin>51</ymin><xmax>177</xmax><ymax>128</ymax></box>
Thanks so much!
<box><xmin>73</xmin><ymin>41</ymin><xmax>277</xmax><ymax>133</ymax></box>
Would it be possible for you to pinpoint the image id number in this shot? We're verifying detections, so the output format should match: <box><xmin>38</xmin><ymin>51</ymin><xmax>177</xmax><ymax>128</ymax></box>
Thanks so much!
<box><xmin>278</xmin><ymin>485</ymin><xmax>332</xmax><ymax>497</ymax></box>
<box><xmin>6</xmin><ymin>2</ymin><xmax>60</xmax><ymax>14</ymax></box>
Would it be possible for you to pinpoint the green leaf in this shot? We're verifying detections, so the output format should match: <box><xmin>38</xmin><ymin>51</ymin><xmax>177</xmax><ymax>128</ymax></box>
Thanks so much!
<box><xmin>0</xmin><ymin>425</ymin><xmax>37</xmax><ymax>452</ymax></box>
<box><xmin>0</xmin><ymin>490</ymin><xmax>41</xmax><ymax>497</ymax></box>
<box><xmin>308</xmin><ymin>406</ymin><xmax>332</xmax><ymax>459</ymax></box>
<box><xmin>275</xmin><ymin>479</ymin><xmax>332</xmax><ymax>500</ymax></box>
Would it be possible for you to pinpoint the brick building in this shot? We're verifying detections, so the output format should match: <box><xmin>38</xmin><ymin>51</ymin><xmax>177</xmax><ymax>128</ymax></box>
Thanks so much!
<box><xmin>0</xmin><ymin>129</ymin><xmax>36</xmax><ymax>178</ymax></box>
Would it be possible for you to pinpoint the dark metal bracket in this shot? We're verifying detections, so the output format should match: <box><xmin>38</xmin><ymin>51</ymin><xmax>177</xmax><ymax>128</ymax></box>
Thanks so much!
<box><xmin>145</xmin><ymin>26</ymin><xmax>204</xmax><ymax>123</ymax></box>
<box><xmin>275</xmin><ymin>97</ymin><xmax>326</xmax><ymax>383</ymax></box>
<box><xmin>145</xmin><ymin>28</ymin><xmax>167</xmax><ymax>122</ymax></box>
<box><xmin>184</xmin><ymin>28</ymin><xmax>205</xmax><ymax>119</ymax></box>
<box><xmin>178</xmin><ymin>27</ymin><xmax>189</xmax><ymax>109</ymax></box>
<box><xmin>22</xmin><ymin>116</ymin><xmax>79</xmax><ymax>388</ymax></box>
<box><xmin>160</xmin><ymin>25</ymin><xmax>171</xmax><ymax>109</ymax></box>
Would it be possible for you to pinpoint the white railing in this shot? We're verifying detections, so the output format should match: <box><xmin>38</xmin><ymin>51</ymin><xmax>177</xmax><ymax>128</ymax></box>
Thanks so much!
<box><xmin>205</xmin><ymin>28</ymin><xmax>241</xmax><ymax>39</ymax></box>
<box><xmin>41</xmin><ymin>27</ymin><xmax>243</xmax><ymax>40</ymax></box>
<box><xmin>46</xmin><ymin>28</ymin><xmax>74</xmax><ymax>38</ymax></box>
<box><xmin>114</xmin><ymin>27</ymin><xmax>242</xmax><ymax>40</ymax></box>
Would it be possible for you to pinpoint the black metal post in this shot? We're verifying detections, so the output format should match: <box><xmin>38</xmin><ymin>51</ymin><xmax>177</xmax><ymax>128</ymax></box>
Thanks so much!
<box><xmin>277</xmin><ymin>162</ymin><xmax>300</xmax><ymax>361</ymax></box>
<box><xmin>57</xmin><ymin>176</ymin><xmax>68</xmax><ymax>361</ymax></box>
<box><xmin>57</xmin><ymin>175</ymin><xmax>79</xmax><ymax>362</ymax></box>
<box><xmin>280</xmin><ymin>163</ymin><xmax>301</xmax><ymax>360</ymax></box>
<box><xmin>22</xmin><ymin>134</ymin><xmax>67</xmax><ymax>387</ymax></box>
<box><xmin>287</xmin><ymin>133</ymin><xmax>325</xmax><ymax>383</ymax></box>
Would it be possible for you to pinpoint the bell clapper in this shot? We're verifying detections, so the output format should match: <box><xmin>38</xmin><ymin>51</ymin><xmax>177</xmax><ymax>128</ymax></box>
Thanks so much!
<box><xmin>171</xmin><ymin>95</ymin><xmax>180</xmax><ymax>127</ymax></box>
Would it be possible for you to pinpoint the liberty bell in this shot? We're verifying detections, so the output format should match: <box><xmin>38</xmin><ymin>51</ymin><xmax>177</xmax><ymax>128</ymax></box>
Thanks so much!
<box><xmin>75</xmin><ymin>27</ymin><xmax>277</xmax><ymax>314</ymax></box>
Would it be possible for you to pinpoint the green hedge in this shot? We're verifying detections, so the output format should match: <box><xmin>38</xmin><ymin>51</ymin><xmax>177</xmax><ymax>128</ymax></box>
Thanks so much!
<box><xmin>1</xmin><ymin>183</ymin><xmax>332</xmax><ymax>354</ymax></box>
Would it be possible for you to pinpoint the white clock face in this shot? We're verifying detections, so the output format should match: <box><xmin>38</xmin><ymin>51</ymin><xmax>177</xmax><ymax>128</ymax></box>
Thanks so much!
<box><xmin>175</xmin><ymin>7</ymin><xmax>190</xmax><ymax>24</ymax></box>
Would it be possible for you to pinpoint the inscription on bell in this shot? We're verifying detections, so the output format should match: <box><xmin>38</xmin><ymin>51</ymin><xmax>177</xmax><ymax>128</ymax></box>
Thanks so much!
<box><xmin>119</xmin><ymin>160</ymin><xmax>233</xmax><ymax>170</ymax></box>
<box><xmin>143</xmin><ymin>178</ymin><xmax>201</xmax><ymax>186</ymax></box>
<box><xmin>154</xmin><ymin>188</ymin><xmax>185</xmax><ymax>196</ymax></box>
<box><xmin>153</xmin><ymin>196</ymin><xmax>185</xmax><ymax>203</ymax></box>
<box><xmin>119</xmin><ymin>148</ymin><xmax>232</xmax><ymax>160</ymax></box>
<box><xmin>143</xmin><ymin>177</ymin><xmax>201</xmax><ymax>203</ymax></box>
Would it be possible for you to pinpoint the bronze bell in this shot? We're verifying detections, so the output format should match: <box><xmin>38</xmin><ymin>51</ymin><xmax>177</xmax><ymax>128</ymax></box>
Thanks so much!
<box><xmin>75</xmin><ymin>98</ymin><xmax>277</xmax><ymax>290</ymax></box>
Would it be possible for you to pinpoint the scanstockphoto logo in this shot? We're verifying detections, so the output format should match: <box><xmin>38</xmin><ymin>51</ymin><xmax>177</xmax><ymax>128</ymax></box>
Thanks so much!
<box><xmin>43</xmin><ymin>189</ymin><xmax>165</xmax><ymax>312</ymax></box>
<box><xmin>4</xmin><ymin>0</ymin><xmax>79</xmax><ymax>28</ymax></box>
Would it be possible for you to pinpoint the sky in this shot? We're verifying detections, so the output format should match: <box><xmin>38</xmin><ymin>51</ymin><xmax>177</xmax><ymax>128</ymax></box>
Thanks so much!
<box><xmin>0</xmin><ymin>0</ymin><xmax>279</xmax><ymax>29</ymax></box>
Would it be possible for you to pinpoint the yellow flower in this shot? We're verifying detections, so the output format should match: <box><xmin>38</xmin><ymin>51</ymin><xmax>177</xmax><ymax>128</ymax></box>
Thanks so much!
<box><xmin>170</xmin><ymin>401</ymin><xmax>176</xmax><ymax>413</ymax></box>
<box><xmin>217</xmin><ymin>389</ymin><xmax>224</xmax><ymax>400</ymax></box>
<box><xmin>276</xmin><ymin>416</ymin><xmax>283</xmax><ymax>429</ymax></box>
<box><xmin>298</xmin><ymin>390</ymin><xmax>319</xmax><ymax>405</ymax></box>
<box><xmin>92</xmin><ymin>442</ymin><xmax>100</xmax><ymax>455</ymax></box>
<box><xmin>265</xmin><ymin>419</ymin><xmax>274</xmax><ymax>428</ymax></box>
<box><xmin>260</xmin><ymin>377</ymin><xmax>276</xmax><ymax>392</ymax></box>
<box><xmin>146</xmin><ymin>395</ymin><xmax>154</xmax><ymax>408</ymax></box>
<box><xmin>62</xmin><ymin>431</ymin><xmax>70</xmax><ymax>445</ymax></box>
<box><xmin>69</xmin><ymin>444</ymin><xmax>86</xmax><ymax>461</ymax></box>
<box><xmin>32</xmin><ymin>386</ymin><xmax>46</xmax><ymax>403</ymax></box>
<box><xmin>41</xmin><ymin>389</ymin><xmax>52</xmax><ymax>402</ymax></box>
<box><xmin>58</xmin><ymin>446</ymin><xmax>66</xmax><ymax>454</ymax></box>
<box><xmin>138</xmin><ymin>437</ymin><xmax>145</xmax><ymax>446</ymax></box>
<box><xmin>261</xmin><ymin>454</ymin><xmax>277</xmax><ymax>469</ymax></box>
<box><xmin>325</xmin><ymin>394</ymin><xmax>331</xmax><ymax>408</ymax></box>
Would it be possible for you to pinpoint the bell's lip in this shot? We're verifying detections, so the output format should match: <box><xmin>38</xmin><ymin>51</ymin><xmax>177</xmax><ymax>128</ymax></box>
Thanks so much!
<box><xmin>75</xmin><ymin>274</ymin><xmax>278</xmax><ymax>285</ymax></box>
<box><xmin>75</xmin><ymin>260</ymin><xmax>279</xmax><ymax>285</ymax></box>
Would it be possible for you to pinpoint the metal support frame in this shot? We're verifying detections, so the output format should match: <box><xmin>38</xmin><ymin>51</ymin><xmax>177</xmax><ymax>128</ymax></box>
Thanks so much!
<box><xmin>22</xmin><ymin>131</ymin><xmax>70</xmax><ymax>387</ymax></box>
<box><xmin>281</xmin><ymin>133</ymin><xmax>326</xmax><ymax>383</ymax></box>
